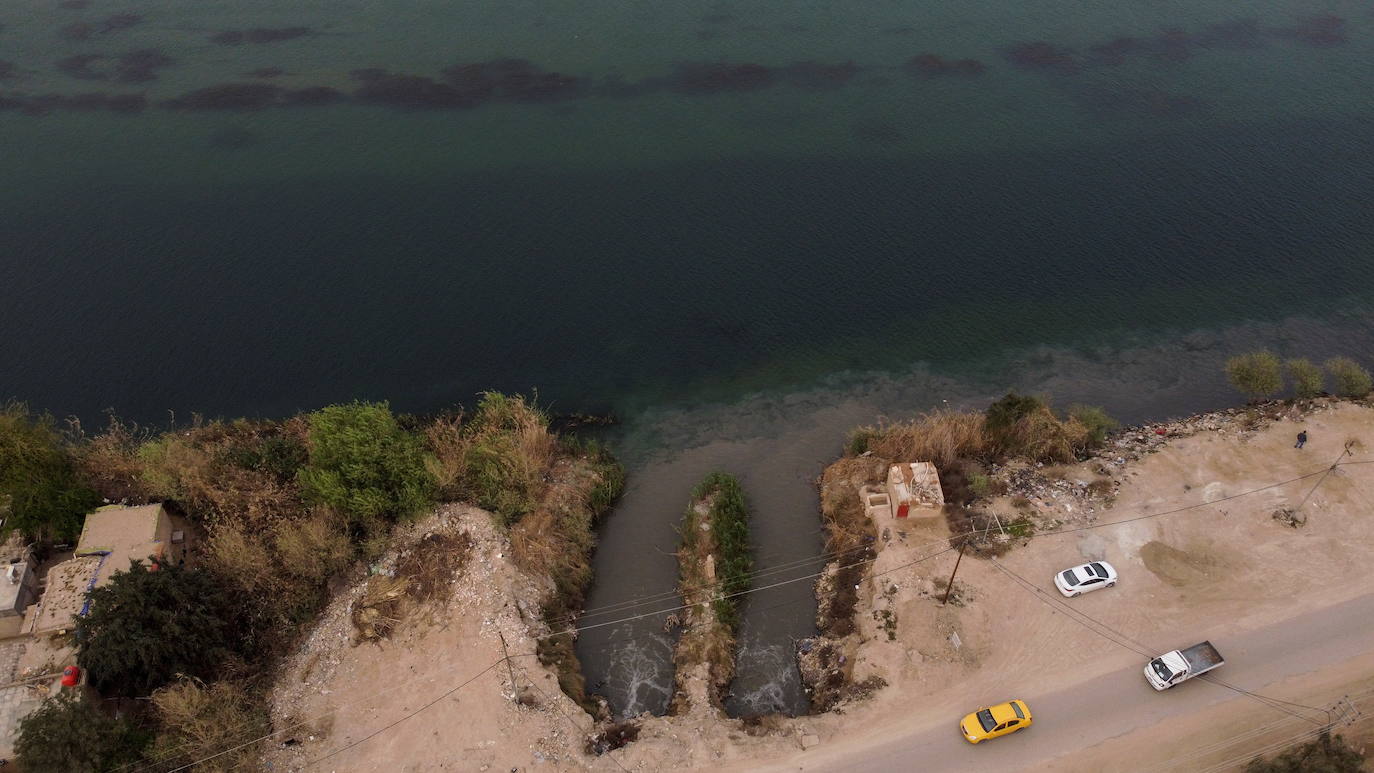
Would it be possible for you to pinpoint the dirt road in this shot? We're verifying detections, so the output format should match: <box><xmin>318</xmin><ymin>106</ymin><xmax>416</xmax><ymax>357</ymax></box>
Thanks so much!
<box><xmin>776</xmin><ymin>591</ymin><xmax>1374</xmax><ymax>772</ymax></box>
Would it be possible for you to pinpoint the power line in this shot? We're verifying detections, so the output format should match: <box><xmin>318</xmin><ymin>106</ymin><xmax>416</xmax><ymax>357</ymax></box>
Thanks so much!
<box><xmin>543</xmin><ymin>463</ymin><xmax>1337</xmax><ymax>644</ymax></box>
<box><xmin>301</xmin><ymin>659</ymin><xmax>506</xmax><ymax>769</ymax></box>
<box><xmin>989</xmin><ymin>560</ymin><xmax>1327</xmax><ymax>725</ymax></box>
<box><xmin>129</xmin><ymin>458</ymin><xmax>1369</xmax><ymax>770</ymax></box>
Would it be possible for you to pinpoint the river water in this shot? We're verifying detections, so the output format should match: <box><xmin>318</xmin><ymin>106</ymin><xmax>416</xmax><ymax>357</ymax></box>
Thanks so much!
<box><xmin>3</xmin><ymin>0</ymin><xmax>1373</xmax><ymax>717</ymax></box>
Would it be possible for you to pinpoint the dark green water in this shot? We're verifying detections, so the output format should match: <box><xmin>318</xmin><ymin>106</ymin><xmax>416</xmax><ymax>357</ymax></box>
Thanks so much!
<box><xmin>3</xmin><ymin>0</ymin><xmax>1374</xmax><ymax>717</ymax></box>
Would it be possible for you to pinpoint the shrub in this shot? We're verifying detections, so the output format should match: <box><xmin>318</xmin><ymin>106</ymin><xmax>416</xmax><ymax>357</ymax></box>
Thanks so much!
<box><xmin>985</xmin><ymin>393</ymin><xmax>1045</xmax><ymax>436</ymax></box>
<box><xmin>1225</xmin><ymin>351</ymin><xmax>1283</xmax><ymax>401</ymax></box>
<box><xmin>985</xmin><ymin>395</ymin><xmax>1088</xmax><ymax>463</ymax></box>
<box><xmin>77</xmin><ymin>561</ymin><xmax>248</xmax><ymax>697</ymax></box>
<box><xmin>1245</xmin><ymin>731</ymin><xmax>1363</xmax><ymax>772</ymax></box>
<box><xmin>297</xmin><ymin>401</ymin><xmax>435</xmax><ymax>526</ymax></box>
<box><xmin>461</xmin><ymin>393</ymin><xmax>556</xmax><ymax>526</ymax></box>
<box><xmin>15</xmin><ymin>693</ymin><xmax>149</xmax><ymax>772</ymax></box>
<box><xmin>1286</xmin><ymin>358</ymin><xmax>1325</xmax><ymax>399</ymax></box>
<box><xmin>423</xmin><ymin>411</ymin><xmax>470</xmax><ymax>500</ymax></box>
<box><xmin>71</xmin><ymin>414</ymin><xmax>154</xmax><ymax>504</ymax></box>
<box><xmin>464</xmin><ymin>433</ymin><xmax>539</xmax><ymax>525</ymax></box>
<box><xmin>147</xmin><ymin>678</ymin><xmax>267</xmax><ymax>772</ymax></box>
<box><xmin>691</xmin><ymin>472</ymin><xmax>751</xmax><ymax>631</ymax></box>
<box><xmin>273</xmin><ymin>509</ymin><xmax>353</xmax><ymax>585</ymax></box>
<box><xmin>968</xmin><ymin>473</ymin><xmax>993</xmax><ymax>499</ymax></box>
<box><xmin>1325</xmin><ymin>357</ymin><xmax>1373</xmax><ymax>398</ymax></box>
<box><xmin>845</xmin><ymin>427</ymin><xmax>880</xmax><ymax>456</ymax></box>
<box><xmin>1068</xmin><ymin>404</ymin><xmax>1118</xmax><ymax>448</ymax></box>
<box><xmin>0</xmin><ymin>401</ymin><xmax>101</xmax><ymax>542</ymax></box>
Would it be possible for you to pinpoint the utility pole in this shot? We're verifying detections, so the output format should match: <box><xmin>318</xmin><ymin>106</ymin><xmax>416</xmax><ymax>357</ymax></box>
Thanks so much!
<box><xmin>941</xmin><ymin>541</ymin><xmax>967</xmax><ymax>606</ymax></box>
<box><xmin>498</xmin><ymin>631</ymin><xmax>518</xmax><ymax>701</ymax></box>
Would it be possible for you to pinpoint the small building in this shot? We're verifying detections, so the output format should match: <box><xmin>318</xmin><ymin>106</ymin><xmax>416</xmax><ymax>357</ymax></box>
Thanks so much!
<box><xmin>29</xmin><ymin>503</ymin><xmax>186</xmax><ymax>635</ymax></box>
<box><xmin>0</xmin><ymin>533</ymin><xmax>37</xmax><ymax>618</ymax></box>
<box><xmin>885</xmin><ymin>462</ymin><xmax>944</xmax><ymax>519</ymax></box>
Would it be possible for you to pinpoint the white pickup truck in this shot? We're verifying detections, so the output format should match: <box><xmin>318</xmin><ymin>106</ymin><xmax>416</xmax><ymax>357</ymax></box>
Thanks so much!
<box><xmin>1144</xmin><ymin>641</ymin><xmax>1224</xmax><ymax>690</ymax></box>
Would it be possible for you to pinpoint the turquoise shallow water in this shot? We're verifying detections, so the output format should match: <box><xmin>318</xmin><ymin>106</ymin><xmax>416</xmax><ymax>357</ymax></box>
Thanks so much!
<box><xmin>3</xmin><ymin>0</ymin><xmax>1374</xmax><ymax>717</ymax></box>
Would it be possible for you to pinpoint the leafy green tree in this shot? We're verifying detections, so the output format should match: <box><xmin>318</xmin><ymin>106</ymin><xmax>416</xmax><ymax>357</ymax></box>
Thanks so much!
<box><xmin>1245</xmin><ymin>732</ymin><xmax>1364</xmax><ymax>773</ymax></box>
<box><xmin>297</xmin><ymin>401</ymin><xmax>435</xmax><ymax>526</ymax></box>
<box><xmin>77</xmin><ymin>562</ymin><xmax>246</xmax><ymax>697</ymax></box>
<box><xmin>1325</xmin><ymin>357</ymin><xmax>1373</xmax><ymax>398</ymax></box>
<box><xmin>1068</xmin><ymin>404</ymin><xmax>1119</xmax><ymax>448</ymax></box>
<box><xmin>1285</xmin><ymin>358</ymin><xmax>1325</xmax><ymax>399</ymax></box>
<box><xmin>1225</xmin><ymin>351</ymin><xmax>1283</xmax><ymax>401</ymax></box>
<box><xmin>0</xmin><ymin>401</ymin><xmax>101</xmax><ymax>542</ymax></box>
<box><xmin>15</xmin><ymin>692</ymin><xmax>150</xmax><ymax>772</ymax></box>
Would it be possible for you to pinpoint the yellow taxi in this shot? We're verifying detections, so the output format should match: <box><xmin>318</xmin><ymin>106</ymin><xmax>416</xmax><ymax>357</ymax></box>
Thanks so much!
<box><xmin>959</xmin><ymin>699</ymin><xmax>1032</xmax><ymax>743</ymax></box>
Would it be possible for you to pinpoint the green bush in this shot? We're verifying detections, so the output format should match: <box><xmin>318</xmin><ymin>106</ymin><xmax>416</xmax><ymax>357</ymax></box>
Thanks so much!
<box><xmin>297</xmin><ymin>401</ymin><xmax>435</xmax><ymax>526</ymax></box>
<box><xmin>845</xmin><ymin>427</ymin><xmax>879</xmax><ymax>457</ymax></box>
<box><xmin>985</xmin><ymin>393</ymin><xmax>1046</xmax><ymax>436</ymax></box>
<box><xmin>77</xmin><ymin>562</ymin><xmax>248</xmax><ymax>698</ymax></box>
<box><xmin>968</xmin><ymin>473</ymin><xmax>993</xmax><ymax>499</ymax></box>
<box><xmin>15</xmin><ymin>693</ymin><xmax>149</xmax><ymax>772</ymax></box>
<box><xmin>1286</xmin><ymin>358</ymin><xmax>1325</xmax><ymax>399</ymax></box>
<box><xmin>1325</xmin><ymin>357</ymin><xmax>1373</xmax><ymax>398</ymax></box>
<box><xmin>1068</xmin><ymin>404</ymin><xmax>1119</xmax><ymax>448</ymax></box>
<box><xmin>1245</xmin><ymin>731</ymin><xmax>1363</xmax><ymax>772</ymax></box>
<box><xmin>0</xmin><ymin>401</ymin><xmax>101</xmax><ymax>543</ymax></box>
<box><xmin>692</xmin><ymin>473</ymin><xmax>752</xmax><ymax>631</ymax></box>
<box><xmin>464</xmin><ymin>433</ymin><xmax>537</xmax><ymax>525</ymax></box>
<box><xmin>1225</xmin><ymin>351</ymin><xmax>1283</xmax><ymax>401</ymax></box>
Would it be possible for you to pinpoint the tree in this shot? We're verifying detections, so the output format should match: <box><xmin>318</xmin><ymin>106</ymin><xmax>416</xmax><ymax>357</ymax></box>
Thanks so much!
<box><xmin>0</xmin><ymin>401</ymin><xmax>101</xmax><ymax>542</ymax></box>
<box><xmin>1286</xmin><ymin>358</ymin><xmax>1325</xmax><ymax>399</ymax></box>
<box><xmin>77</xmin><ymin>561</ymin><xmax>246</xmax><ymax>698</ymax></box>
<box><xmin>1225</xmin><ymin>351</ymin><xmax>1283</xmax><ymax>401</ymax></box>
<box><xmin>1325</xmin><ymin>357</ymin><xmax>1373</xmax><ymax>398</ymax></box>
<box><xmin>1245</xmin><ymin>731</ymin><xmax>1364</xmax><ymax>773</ymax></box>
<box><xmin>297</xmin><ymin>401</ymin><xmax>434</xmax><ymax>527</ymax></box>
<box><xmin>15</xmin><ymin>692</ymin><xmax>149</xmax><ymax>772</ymax></box>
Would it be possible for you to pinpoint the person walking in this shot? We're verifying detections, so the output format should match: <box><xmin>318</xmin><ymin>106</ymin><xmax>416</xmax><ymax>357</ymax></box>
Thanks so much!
<box><xmin>1295</xmin><ymin>430</ymin><xmax>1308</xmax><ymax>449</ymax></box>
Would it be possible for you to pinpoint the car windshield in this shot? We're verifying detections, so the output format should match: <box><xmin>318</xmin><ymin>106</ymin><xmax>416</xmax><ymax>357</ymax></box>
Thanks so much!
<box><xmin>1090</xmin><ymin>562</ymin><xmax>1107</xmax><ymax>577</ymax></box>
<box><xmin>1061</xmin><ymin>569</ymin><xmax>1078</xmax><ymax>586</ymax></box>
<box><xmin>1151</xmin><ymin>659</ymin><xmax>1174</xmax><ymax>682</ymax></box>
<box><xmin>977</xmin><ymin>709</ymin><xmax>996</xmax><ymax>732</ymax></box>
<box><xmin>1011</xmin><ymin>702</ymin><xmax>1025</xmax><ymax>719</ymax></box>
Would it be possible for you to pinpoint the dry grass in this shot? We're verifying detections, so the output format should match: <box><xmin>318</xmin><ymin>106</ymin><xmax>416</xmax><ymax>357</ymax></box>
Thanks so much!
<box><xmin>509</xmin><ymin>444</ymin><xmax>624</xmax><ymax>715</ymax></box>
<box><xmin>273</xmin><ymin>510</ymin><xmax>354</xmax><ymax>585</ymax></box>
<box><xmin>861</xmin><ymin>410</ymin><xmax>988</xmax><ymax>469</ymax></box>
<box><xmin>70</xmin><ymin>415</ymin><xmax>154</xmax><ymax>504</ymax></box>
<box><xmin>995</xmin><ymin>407</ymin><xmax>1090</xmax><ymax>463</ymax></box>
<box><xmin>396</xmin><ymin>530</ymin><xmax>474</xmax><ymax>604</ymax></box>
<box><xmin>351</xmin><ymin>575</ymin><xmax>409</xmax><ymax>642</ymax></box>
<box><xmin>461</xmin><ymin>393</ymin><xmax>559</xmax><ymax>525</ymax></box>
<box><xmin>423</xmin><ymin>411</ymin><xmax>470</xmax><ymax>499</ymax></box>
<box><xmin>147</xmin><ymin>678</ymin><xmax>267</xmax><ymax>772</ymax></box>
<box><xmin>816</xmin><ymin>458</ymin><xmax>881</xmax><ymax>638</ymax></box>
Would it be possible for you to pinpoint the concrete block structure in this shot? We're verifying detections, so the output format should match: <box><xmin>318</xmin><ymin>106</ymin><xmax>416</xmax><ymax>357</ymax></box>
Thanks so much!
<box><xmin>885</xmin><ymin>462</ymin><xmax>945</xmax><ymax>519</ymax></box>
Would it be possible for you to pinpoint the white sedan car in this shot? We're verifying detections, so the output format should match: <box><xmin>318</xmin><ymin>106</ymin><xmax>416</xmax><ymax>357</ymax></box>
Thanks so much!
<box><xmin>1054</xmin><ymin>561</ymin><xmax>1117</xmax><ymax>597</ymax></box>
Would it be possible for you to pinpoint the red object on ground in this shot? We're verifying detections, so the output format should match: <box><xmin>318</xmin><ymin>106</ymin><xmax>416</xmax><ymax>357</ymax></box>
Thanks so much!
<box><xmin>1155</xmin><ymin>428</ymin><xmax>1167</xmax><ymax>435</ymax></box>
<box><xmin>61</xmin><ymin>665</ymin><xmax>80</xmax><ymax>687</ymax></box>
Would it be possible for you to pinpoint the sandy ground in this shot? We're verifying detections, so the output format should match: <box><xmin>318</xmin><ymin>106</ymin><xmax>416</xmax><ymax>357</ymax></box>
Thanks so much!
<box><xmin>266</xmin><ymin>400</ymin><xmax>1374</xmax><ymax>772</ymax></box>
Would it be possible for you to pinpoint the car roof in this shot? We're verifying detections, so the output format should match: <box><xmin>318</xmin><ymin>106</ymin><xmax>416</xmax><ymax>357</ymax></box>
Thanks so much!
<box><xmin>988</xmin><ymin>701</ymin><xmax>1022</xmax><ymax>723</ymax></box>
